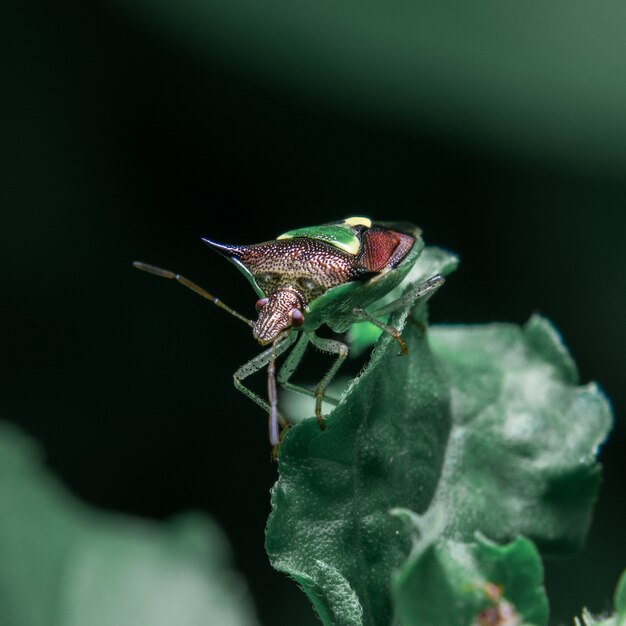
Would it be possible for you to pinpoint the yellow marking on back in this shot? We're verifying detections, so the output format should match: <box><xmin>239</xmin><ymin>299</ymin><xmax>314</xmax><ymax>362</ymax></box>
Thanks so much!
<box><xmin>343</xmin><ymin>216</ymin><xmax>372</xmax><ymax>228</ymax></box>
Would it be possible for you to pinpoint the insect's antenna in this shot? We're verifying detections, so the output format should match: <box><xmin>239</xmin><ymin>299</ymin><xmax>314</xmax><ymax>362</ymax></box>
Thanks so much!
<box><xmin>267</xmin><ymin>338</ymin><xmax>280</xmax><ymax>447</ymax></box>
<box><xmin>133</xmin><ymin>262</ymin><xmax>253</xmax><ymax>327</ymax></box>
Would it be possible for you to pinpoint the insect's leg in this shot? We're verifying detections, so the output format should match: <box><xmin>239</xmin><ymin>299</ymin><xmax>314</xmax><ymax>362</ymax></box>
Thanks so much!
<box><xmin>267</xmin><ymin>340</ymin><xmax>280</xmax><ymax>448</ymax></box>
<box><xmin>276</xmin><ymin>333</ymin><xmax>340</xmax><ymax>407</ymax></box>
<box><xmin>307</xmin><ymin>333</ymin><xmax>350</xmax><ymax>430</ymax></box>
<box><xmin>133</xmin><ymin>262</ymin><xmax>253</xmax><ymax>328</ymax></box>
<box><xmin>233</xmin><ymin>332</ymin><xmax>297</xmax><ymax>445</ymax></box>
<box><xmin>353</xmin><ymin>275</ymin><xmax>446</xmax><ymax>354</ymax></box>
<box><xmin>351</xmin><ymin>308</ymin><xmax>408</xmax><ymax>355</ymax></box>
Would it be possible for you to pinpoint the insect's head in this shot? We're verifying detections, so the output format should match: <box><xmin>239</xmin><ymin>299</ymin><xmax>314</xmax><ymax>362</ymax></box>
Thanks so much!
<box><xmin>253</xmin><ymin>290</ymin><xmax>304</xmax><ymax>345</ymax></box>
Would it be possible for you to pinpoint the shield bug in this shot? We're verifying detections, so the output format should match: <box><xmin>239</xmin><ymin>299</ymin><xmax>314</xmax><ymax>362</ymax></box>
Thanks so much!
<box><xmin>134</xmin><ymin>217</ymin><xmax>444</xmax><ymax>447</ymax></box>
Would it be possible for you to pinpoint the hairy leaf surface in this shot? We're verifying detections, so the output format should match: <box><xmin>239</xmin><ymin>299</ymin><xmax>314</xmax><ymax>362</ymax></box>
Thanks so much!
<box><xmin>267</xmin><ymin>248</ymin><xmax>457</xmax><ymax>625</ymax></box>
<box><xmin>429</xmin><ymin>316</ymin><xmax>613</xmax><ymax>553</ymax></box>
<box><xmin>266</xmin><ymin>249</ymin><xmax>612</xmax><ymax>625</ymax></box>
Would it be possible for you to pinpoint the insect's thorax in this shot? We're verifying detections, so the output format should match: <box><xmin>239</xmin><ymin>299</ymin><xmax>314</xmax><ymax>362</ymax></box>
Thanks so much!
<box><xmin>242</xmin><ymin>238</ymin><xmax>369</xmax><ymax>305</ymax></box>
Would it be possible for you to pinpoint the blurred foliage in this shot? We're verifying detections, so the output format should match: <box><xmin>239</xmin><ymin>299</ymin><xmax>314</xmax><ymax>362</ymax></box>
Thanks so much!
<box><xmin>393</xmin><ymin>510</ymin><xmax>547</xmax><ymax>626</ymax></box>
<box><xmin>0</xmin><ymin>422</ymin><xmax>258</xmax><ymax>626</ymax></box>
<box><xmin>266</xmin><ymin>248</ymin><xmax>611</xmax><ymax>625</ymax></box>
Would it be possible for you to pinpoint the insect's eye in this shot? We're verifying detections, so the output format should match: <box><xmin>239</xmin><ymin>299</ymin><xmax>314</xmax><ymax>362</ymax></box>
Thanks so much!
<box><xmin>255</xmin><ymin>298</ymin><xmax>269</xmax><ymax>312</ymax></box>
<box><xmin>290</xmin><ymin>308</ymin><xmax>305</xmax><ymax>327</ymax></box>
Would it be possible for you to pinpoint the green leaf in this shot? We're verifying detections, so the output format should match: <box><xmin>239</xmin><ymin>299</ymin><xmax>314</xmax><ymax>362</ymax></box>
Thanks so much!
<box><xmin>267</xmin><ymin>249</ymin><xmax>457</xmax><ymax>626</ymax></box>
<box><xmin>0</xmin><ymin>422</ymin><xmax>258</xmax><ymax>626</ymax></box>
<box><xmin>266</xmin><ymin>249</ymin><xmax>612</xmax><ymax>625</ymax></box>
<box><xmin>429</xmin><ymin>316</ymin><xmax>613</xmax><ymax>554</ymax></box>
<box><xmin>391</xmin><ymin>509</ymin><xmax>548</xmax><ymax>626</ymax></box>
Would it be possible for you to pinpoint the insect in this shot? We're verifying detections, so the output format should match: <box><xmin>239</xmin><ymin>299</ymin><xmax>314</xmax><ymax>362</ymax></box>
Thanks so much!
<box><xmin>134</xmin><ymin>217</ymin><xmax>444</xmax><ymax>447</ymax></box>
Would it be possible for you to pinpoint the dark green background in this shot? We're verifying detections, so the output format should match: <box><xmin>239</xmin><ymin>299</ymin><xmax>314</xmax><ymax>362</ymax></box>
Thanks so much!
<box><xmin>2</xmin><ymin>1</ymin><xmax>624</xmax><ymax>624</ymax></box>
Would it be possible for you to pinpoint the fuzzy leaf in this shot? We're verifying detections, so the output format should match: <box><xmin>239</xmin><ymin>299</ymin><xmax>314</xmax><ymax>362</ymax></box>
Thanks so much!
<box><xmin>267</xmin><ymin>248</ymin><xmax>457</xmax><ymax>626</ymax></box>
<box><xmin>429</xmin><ymin>316</ymin><xmax>613</xmax><ymax>553</ymax></box>
<box><xmin>266</xmin><ymin>250</ymin><xmax>612</xmax><ymax>625</ymax></box>
<box><xmin>0</xmin><ymin>422</ymin><xmax>258</xmax><ymax>626</ymax></box>
<box><xmin>391</xmin><ymin>509</ymin><xmax>548</xmax><ymax>626</ymax></box>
